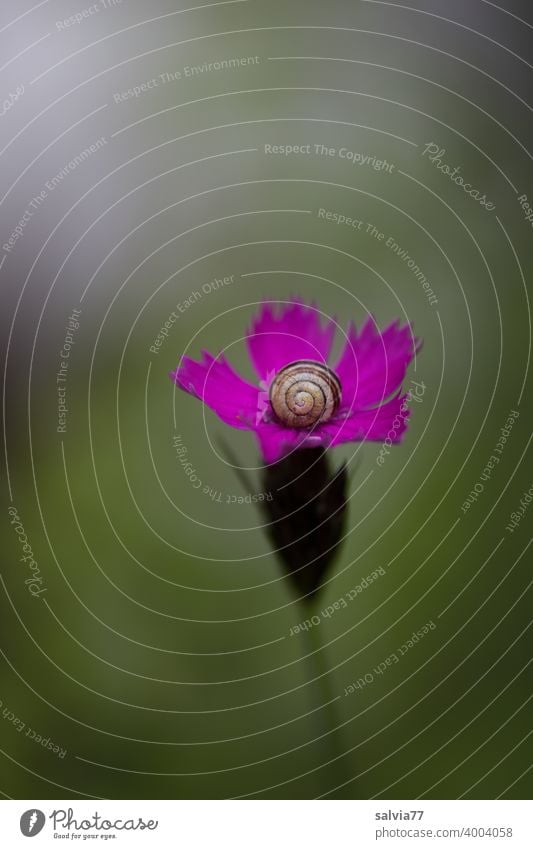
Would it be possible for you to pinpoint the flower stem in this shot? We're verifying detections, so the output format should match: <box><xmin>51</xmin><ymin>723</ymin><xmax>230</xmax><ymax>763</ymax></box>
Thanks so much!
<box><xmin>300</xmin><ymin>603</ymin><xmax>352</xmax><ymax>797</ymax></box>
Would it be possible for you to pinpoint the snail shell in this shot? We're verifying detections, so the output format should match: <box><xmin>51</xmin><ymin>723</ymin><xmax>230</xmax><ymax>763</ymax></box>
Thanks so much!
<box><xmin>269</xmin><ymin>360</ymin><xmax>342</xmax><ymax>428</ymax></box>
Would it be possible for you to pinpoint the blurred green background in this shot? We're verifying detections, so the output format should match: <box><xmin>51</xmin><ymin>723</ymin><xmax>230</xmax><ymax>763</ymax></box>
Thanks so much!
<box><xmin>1</xmin><ymin>0</ymin><xmax>531</xmax><ymax>799</ymax></box>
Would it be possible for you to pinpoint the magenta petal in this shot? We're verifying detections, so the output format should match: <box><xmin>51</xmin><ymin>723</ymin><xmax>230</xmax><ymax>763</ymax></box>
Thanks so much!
<box><xmin>335</xmin><ymin>318</ymin><xmax>420</xmax><ymax>410</ymax></box>
<box><xmin>246</xmin><ymin>299</ymin><xmax>336</xmax><ymax>380</ymax></box>
<box><xmin>319</xmin><ymin>394</ymin><xmax>411</xmax><ymax>447</ymax></box>
<box><xmin>253</xmin><ymin>420</ymin><xmax>327</xmax><ymax>464</ymax></box>
<box><xmin>170</xmin><ymin>351</ymin><xmax>258</xmax><ymax>430</ymax></box>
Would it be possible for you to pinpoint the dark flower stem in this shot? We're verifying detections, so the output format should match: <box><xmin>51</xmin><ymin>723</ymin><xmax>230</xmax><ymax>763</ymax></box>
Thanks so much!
<box><xmin>300</xmin><ymin>604</ymin><xmax>352</xmax><ymax>797</ymax></box>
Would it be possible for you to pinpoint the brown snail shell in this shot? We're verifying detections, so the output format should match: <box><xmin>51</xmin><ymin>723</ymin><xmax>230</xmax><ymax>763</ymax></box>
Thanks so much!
<box><xmin>269</xmin><ymin>360</ymin><xmax>342</xmax><ymax>428</ymax></box>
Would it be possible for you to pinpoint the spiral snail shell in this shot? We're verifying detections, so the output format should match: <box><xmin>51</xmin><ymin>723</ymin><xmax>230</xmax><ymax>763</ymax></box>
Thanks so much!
<box><xmin>269</xmin><ymin>360</ymin><xmax>342</xmax><ymax>429</ymax></box>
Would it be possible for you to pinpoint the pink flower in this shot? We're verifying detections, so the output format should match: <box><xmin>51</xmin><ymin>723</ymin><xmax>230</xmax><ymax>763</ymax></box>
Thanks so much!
<box><xmin>170</xmin><ymin>299</ymin><xmax>421</xmax><ymax>464</ymax></box>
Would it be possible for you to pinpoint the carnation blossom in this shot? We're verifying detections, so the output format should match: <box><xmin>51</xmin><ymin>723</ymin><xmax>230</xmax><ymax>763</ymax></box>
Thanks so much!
<box><xmin>170</xmin><ymin>299</ymin><xmax>421</xmax><ymax>464</ymax></box>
